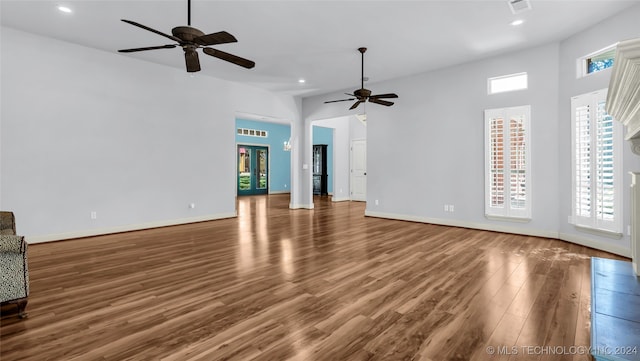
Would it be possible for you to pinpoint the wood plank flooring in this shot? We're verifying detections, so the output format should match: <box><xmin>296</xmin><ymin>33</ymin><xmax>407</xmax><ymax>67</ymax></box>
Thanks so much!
<box><xmin>0</xmin><ymin>195</ymin><xmax>628</xmax><ymax>360</ymax></box>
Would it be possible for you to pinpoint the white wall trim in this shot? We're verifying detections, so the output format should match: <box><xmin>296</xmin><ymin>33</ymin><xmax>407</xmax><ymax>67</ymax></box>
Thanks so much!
<box><xmin>558</xmin><ymin>232</ymin><xmax>630</xmax><ymax>258</ymax></box>
<box><xmin>26</xmin><ymin>212</ymin><xmax>237</xmax><ymax>244</ymax></box>
<box><xmin>365</xmin><ymin>210</ymin><xmax>631</xmax><ymax>257</ymax></box>
<box><xmin>269</xmin><ymin>190</ymin><xmax>291</xmax><ymax>195</ymax></box>
<box><xmin>331</xmin><ymin>196</ymin><xmax>351</xmax><ymax>202</ymax></box>
<box><xmin>290</xmin><ymin>203</ymin><xmax>314</xmax><ymax>209</ymax></box>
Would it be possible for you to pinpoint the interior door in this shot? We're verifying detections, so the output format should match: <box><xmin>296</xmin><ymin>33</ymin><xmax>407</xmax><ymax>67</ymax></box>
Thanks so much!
<box><xmin>351</xmin><ymin>139</ymin><xmax>366</xmax><ymax>201</ymax></box>
<box><xmin>237</xmin><ymin>145</ymin><xmax>268</xmax><ymax>196</ymax></box>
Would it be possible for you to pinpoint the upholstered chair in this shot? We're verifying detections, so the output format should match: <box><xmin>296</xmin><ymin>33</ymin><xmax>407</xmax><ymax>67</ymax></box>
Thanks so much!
<box><xmin>1</xmin><ymin>211</ymin><xmax>16</xmax><ymax>235</ymax></box>
<box><xmin>0</xmin><ymin>211</ymin><xmax>29</xmax><ymax>318</ymax></box>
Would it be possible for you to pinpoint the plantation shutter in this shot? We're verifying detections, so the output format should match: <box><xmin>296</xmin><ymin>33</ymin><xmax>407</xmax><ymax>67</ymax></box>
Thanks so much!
<box><xmin>571</xmin><ymin>89</ymin><xmax>622</xmax><ymax>233</ymax></box>
<box><xmin>596</xmin><ymin>99</ymin><xmax>616</xmax><ymax>226</ymax></box>
<box><xmin>489</xmin><ymin>115</ymin><xmax>505</xmax><ymax>210</ymax></box>
<box><xmin>573</xmin><ymin>96</ymin><xmax>592</xmax><ymax>225</ymax></box>
<box><xmin>485</xmin><ymin>106</ymin><xmax>531</xmax><ymax>219</ymax></box>
<box><xmin>509</xmin><ymin>114</ymin><xmax>527</xmax><ymax>212</ymax></box>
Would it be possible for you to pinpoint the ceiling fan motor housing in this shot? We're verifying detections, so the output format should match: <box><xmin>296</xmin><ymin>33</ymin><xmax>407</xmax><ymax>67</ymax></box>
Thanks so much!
<box><xmin>354</xmin><ymin>88</ymin><xmax>372</xmax><ymax>98</ymax></box>
<box><xmin>172</xmin><ymin>26</ymin><xmax>205</xmax><ymax>42</ymax></box>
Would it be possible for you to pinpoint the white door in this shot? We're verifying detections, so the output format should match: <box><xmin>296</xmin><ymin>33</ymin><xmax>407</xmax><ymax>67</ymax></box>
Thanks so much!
<box><xmin>351</xmin><ymin>139</ymin><xmax>366</xmax><ymax>201</ymax></box>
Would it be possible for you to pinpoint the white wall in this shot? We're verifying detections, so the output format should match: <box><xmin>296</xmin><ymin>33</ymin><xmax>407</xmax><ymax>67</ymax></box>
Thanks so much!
<box><xmin>0</xmin><ymin>27</ymin><xmax>300</xmax><ymax>242</ymax></box>
<box><xmin>304</xmin><ymin>42</ymin><xmax>562</xmax><ymax>240</ymax></box>
<box><xmin>312</xmin><ymin>115</ymin><xmax>366</xmax><ymax>202</ymax></box>
<box><xmin>301</xmin><ymin>4</ymin><xmax>640</xmax><ymax>256</ymax></box>
<box><xmin>557</xmin><ymin>5</ymin><xmax>640</xmax><ymax>254</ymax></box>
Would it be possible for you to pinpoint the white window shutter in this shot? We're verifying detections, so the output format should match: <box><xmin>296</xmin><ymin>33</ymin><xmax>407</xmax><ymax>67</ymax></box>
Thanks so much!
<box><xmin>571</xmin><ymin>89</ymin><xmax>623</xmax><ymax>233</ymax></box>
<box><xmin>485</xmin><ymin>106</ymin><xmax>531</xmax><ymax>219</ymax></box>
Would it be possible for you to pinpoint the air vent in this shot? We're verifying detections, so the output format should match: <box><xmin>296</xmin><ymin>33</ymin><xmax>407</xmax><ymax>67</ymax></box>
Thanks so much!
<box><xmin>508</xmin><ymin>0</ymin><xmax>532</xmax><ymax>14</ymax></box>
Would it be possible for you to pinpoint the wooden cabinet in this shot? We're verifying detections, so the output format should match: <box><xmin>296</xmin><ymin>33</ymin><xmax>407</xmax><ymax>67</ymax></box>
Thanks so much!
<box><xmin>313</xmin><ymin>145</ymin><xmax>328</xmax><ymax>196</ymax></box>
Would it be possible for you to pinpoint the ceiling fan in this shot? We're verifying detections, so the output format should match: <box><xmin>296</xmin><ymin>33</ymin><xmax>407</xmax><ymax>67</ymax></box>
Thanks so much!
<box><xmin>325</xmin><ymin>47</ymin><xmax>398</xmax><ymax>110</ymax></box>
<box><xmin>118</xmin><ymin>0</ymin><xmax>255</xmax><ymax>72</ymax></box>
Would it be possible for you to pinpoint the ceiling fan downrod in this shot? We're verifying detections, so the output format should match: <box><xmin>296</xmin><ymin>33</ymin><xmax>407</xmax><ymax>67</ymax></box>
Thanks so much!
<box><xmin>187</xmin><ymin>0</ymin><xmax>191</xmax><ymax>26</ymax></box>
<box><xmin>359</xmin><ymin>47</ymin><xmax>366</xmax><ymax>89</ymax></box>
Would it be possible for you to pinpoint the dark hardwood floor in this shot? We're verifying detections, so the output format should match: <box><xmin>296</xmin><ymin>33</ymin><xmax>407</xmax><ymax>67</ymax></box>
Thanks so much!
<box><xmin>0</xmin><ymin>195</ymin><xmax>627</xmax><ymax>360</ymax></box>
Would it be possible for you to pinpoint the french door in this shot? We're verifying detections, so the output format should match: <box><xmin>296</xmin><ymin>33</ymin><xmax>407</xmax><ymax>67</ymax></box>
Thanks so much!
<box><xmin>237</xmin><ymin>145</ymin><xmax>268</xmax><ymax>196</ymax></box>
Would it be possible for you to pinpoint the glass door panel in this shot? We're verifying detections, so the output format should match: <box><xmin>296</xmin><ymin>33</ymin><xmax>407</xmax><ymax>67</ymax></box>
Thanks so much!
<box><xmin>237</xmin><ymin>145</ymin><xmax>268</xmax><ymax>196</ymax></box>
<box><xmin>257</xmin><ymin>149</ymin><xmax>267</xmax><ymax>190</ymax></box>
<box><xmin>238</xmin><ymin>147</ymin><xmax>251</xmax><ymax>191</ymax></box>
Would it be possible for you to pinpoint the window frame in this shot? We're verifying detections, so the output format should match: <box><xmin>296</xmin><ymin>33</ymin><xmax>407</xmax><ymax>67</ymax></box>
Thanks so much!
<box><xmin>487</xmin><ymin>72</ymin><xmax>528</xmax><ymax>95</ymax></box>
<box><xmin>576</xmin><ymin>44</ymin><xmax>617</xmax><ymax>78</ymax></box>
<box><xmin>484</xmin><ymin>105</ymin><xmax>532</xmax><ymax>220</ymax></box>
<box><xmin>570</xmin><ymin>89</ymin><xmax>623</xmax><ymax>234</ymax></box>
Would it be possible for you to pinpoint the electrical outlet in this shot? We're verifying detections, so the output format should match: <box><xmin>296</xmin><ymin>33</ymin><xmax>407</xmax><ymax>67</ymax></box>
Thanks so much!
<box><xmin>450</xmin><ymin>205</ymin><xmax>455</xmax><ymax>212</ymax></box>
<box><xmin>90</xmin><ymin>211</ymin><xmax>97</xmax><ymax>220</ymax></box>
<box><xmin>189</xmin><ymin>203</ymin><xmax>196</xmax><ymax>209</ymax></box>
<box><xmin>444</xmin><ymin>205</ymin><xmax>449</xmax><ymax>212</ymax></box>
<box><xmin>375</xmin><ymin>199</ymin><xmax>379</xmax><ymax>206</ymax></box>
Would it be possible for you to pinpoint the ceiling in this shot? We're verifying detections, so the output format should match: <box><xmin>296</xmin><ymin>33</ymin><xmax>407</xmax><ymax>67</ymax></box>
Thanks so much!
<box><xmin>2</xmin><ymin>1</ymin><xmax>638</xmax><ymax>98</ymax></box>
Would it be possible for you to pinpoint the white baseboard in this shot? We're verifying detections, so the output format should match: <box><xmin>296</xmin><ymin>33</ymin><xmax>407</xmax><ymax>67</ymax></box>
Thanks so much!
<box><xmin>26</xmin><ymin>212</ymin><xmax>237</xmax><ymax>244</ymax></box>
<box><xmin>269</xmin><ymin>190</ymin><xmax>291</xmax><ymax>195</ymax></box>
<box><xmin>558</xmin><ymin>232</ymin><xmax>631</xmax><ymax>257</ymax></box>
<box><xmin>365</xmin><ymin>210</ymin><xmax>631</xmax><ymax>257</ymax></box>
<box><xmin>289</xmin><ymin>203</ymin><xmax>314</xmax><ymax>210</ymax></box>
<box><xmin>331</xmin><ymin>196</ymin><xmax>351</xmax><ymax>202</ymax></box>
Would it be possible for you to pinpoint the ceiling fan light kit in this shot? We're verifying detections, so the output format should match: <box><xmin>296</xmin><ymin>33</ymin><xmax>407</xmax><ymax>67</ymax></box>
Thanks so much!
<box><xmin>324</xmin><ymin>47</ymin><xmax>398</xmax><ymax>110</ymax></box>
<box><xmin>118</xmin><ymin>0</ymin><xmax>255</xmax><ymax>73</ymax></box>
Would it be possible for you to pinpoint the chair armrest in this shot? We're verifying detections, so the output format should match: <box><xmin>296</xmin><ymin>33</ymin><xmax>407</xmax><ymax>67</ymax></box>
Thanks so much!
<box><xmin>0</xmin><ymin>235</ymin><xmax>25</xmax><ymax>253</ymax></box>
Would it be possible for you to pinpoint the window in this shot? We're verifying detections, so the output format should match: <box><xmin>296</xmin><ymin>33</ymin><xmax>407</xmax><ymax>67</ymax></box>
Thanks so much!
<box><xmin>577</xmin><ymin>44</ymin><xmax>616</xmax><ymax>77</ymax></box>
<box><xmin>571</xmin><ymin>89</ymin><xmax>622</xmax><ymax>234</ymax></box>
<box><xmin>484</xmin><ymin>105</ymin><xmax>531</xmax><ymax>219</ymax></box>
<box><xmin>237</xmin><ymin>128</ymin><xmax>268</xmax><ymax>138</ymax></box>
<box><xmin>488</xmin><ymin>72</ymin><xmax>528</xmax><ymax>94</ymax></box>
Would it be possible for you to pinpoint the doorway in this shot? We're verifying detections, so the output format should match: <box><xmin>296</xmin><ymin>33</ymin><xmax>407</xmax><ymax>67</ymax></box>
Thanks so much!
<box><xmin>350</xmin><ymin>139</ymin><xmax>366</xmax><ymax>201</ymax></box>
<box><xmin>237</xmin><ymin>145</ymin><xmax>269</xmax><ymax>196</ymax></box>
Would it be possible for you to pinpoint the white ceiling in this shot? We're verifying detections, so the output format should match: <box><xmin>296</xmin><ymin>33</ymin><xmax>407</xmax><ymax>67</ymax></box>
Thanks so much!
<box><xmin>2</xmin><ymin>0</ymin><xmax>638</xmax><ymax>97</ymax></box>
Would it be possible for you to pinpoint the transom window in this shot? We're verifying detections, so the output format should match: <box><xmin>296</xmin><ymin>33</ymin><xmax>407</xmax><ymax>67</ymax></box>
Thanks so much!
<box><xmin>577</xmin><ymin>44</ymin><xmax>616</xmax><ymax>77</ymax></box>
<box><xmin>237</xmin><ymin>128</ymin><xmax>268</xmax><ymax>138</ymax></box>
<box><xmin>488</xmin><ymin>72</ymin><xmax>528</xmax><ymax>94</ymax></box>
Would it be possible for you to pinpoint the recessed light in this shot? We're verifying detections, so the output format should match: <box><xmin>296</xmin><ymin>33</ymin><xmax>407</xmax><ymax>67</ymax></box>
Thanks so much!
<box><xmin>511</xmin><ymin>19</ymin><xmax>524</xmax><ymax>26</ymax></box>
<box><xmin>298</xmin><ymin>79</ymin><xmax>306</xmax><ymax>84</ymax></box>
<box><xmin>57</xmin><ymin>5</ymin><xmax>72</xmax><ymax>13</ymax></box>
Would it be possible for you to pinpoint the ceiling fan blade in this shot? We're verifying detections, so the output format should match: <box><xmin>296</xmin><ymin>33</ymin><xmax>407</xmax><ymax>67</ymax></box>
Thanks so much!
<box><xmin>370</xmin><ymin>93</ymin><xmax>398</xmax><ymax>99</ymax></box>
<box><xmin>349</xmin><ymin>100</ymin><xmax>364</xmax><ymax>110</ymax></box>
<box><xmin>185</xmin><ymin>50</ymin><xmax>201</xmax><ymax>72</ymax></box>
<box><xmin>203</xmin><ymin>47</ymin><xmax>255</xmax><ymax>69</ymax></box>
<box><xmin>369</xmin><ymin>98</ymin><xmax>394</xmax><ymax>106</ymax></box>
<box><xmin>121</xmin><ymin>19</ymin><xmax>182</xmax><ymax>43</ymax></box>
<box><xmin>324</xmin><ymin>98</ymin><xmax>356</xmax><ymax>104</ymax></box>
<box><xmin>194</xmin><ymin>31</ymin><xmax>238</xmax><ymax>46</ymax></box>
<box><xmin>118</xmin><ymin>44</ymin><xmax>177</xmax><ymax>53</ymax></box>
